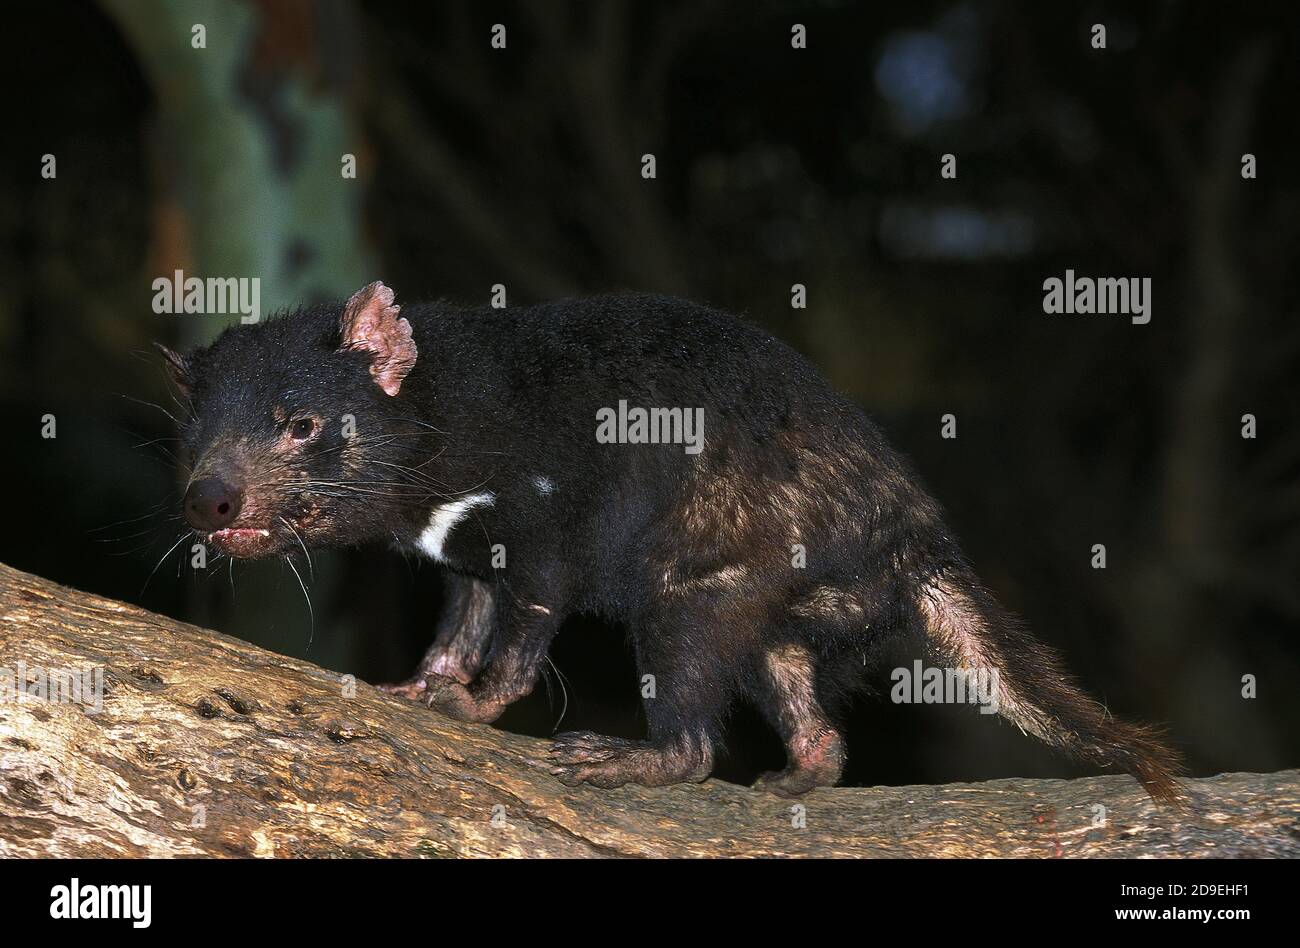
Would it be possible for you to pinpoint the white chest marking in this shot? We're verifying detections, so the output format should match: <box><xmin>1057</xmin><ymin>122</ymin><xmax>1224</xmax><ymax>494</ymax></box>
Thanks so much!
<box><xmin>416</xmin><ymin>492</ymin><xmax>495</xmax><ymax>562</ymax></box>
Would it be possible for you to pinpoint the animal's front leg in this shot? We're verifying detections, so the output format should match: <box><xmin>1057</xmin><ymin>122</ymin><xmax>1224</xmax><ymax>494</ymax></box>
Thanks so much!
<box><xmin>422</xmin><ymin>591</ymin><xmax>564</xmax><ymax>724</ymax></box>
<box><xmin>549</xmin><ymin>596</ymin><xmax>727</xmax><ymax>788</ymax></box>
<box><xmin>378</xmin><ymin>574</ymin><xmax>494</xmax><ymax>699</ymax></box>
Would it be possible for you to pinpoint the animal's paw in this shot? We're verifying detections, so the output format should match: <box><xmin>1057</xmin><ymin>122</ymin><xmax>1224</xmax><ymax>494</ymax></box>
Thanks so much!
<box><xmin>376</xmin><ymin>677</ymin><xmax>430</xmax><ymax>701</ymax></box>
<box><xmin>548</xmin><ymin>731</ymin><xmax>712</xmax><ymax>789</ymax></box>
<box><xmin>377</xmin><ymin>647</ymin><xmax>474</xmax><ymax>701</ymax></box>
<box><xmin>751</xmin><ymin>731</ymin><xmax>844</xmax><ymax>797</ymax></box>
<box><xmin>420</xmin><ymin>675</ymin><xmax>504</xmax><ymax>723</ymax></box>
<box><xmin>548</xmin><ymin>731</ymin><xmax>642</xmax><ymax>789</ymax></box>
<box><xmin>751</xmin><ymin>767</ymin><xmax>828</xmax><ymax>798</ymax></box>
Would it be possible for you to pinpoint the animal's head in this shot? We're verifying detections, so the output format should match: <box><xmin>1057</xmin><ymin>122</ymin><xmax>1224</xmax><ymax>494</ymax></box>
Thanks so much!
<box><xmin>160</xmin><ymin>281</ymin><xmax>433</xmax><ymax>558</ymax></box>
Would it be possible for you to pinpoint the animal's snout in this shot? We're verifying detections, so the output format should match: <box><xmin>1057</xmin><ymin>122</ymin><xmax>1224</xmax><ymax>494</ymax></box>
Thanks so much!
<box><xmin>184</xmin><ymin>477</ymin><xmax>244</xmax><ymax>531</ymax></box>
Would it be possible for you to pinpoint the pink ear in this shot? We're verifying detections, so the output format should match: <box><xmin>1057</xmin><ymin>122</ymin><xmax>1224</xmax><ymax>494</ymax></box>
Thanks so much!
<box><xmin>338</xmin><ymin>281</ymin><xmax>418</xmax><ymax>396</ymax></box>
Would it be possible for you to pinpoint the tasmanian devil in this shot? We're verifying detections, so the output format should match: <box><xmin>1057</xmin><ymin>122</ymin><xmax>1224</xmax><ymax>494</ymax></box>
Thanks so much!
<box><xmin>160</xmin><ymin>281</ymin><xmax>1182</xmax><ymax>801</ymax></box>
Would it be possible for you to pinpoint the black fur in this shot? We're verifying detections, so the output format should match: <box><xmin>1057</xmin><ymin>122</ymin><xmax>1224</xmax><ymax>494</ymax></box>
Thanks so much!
<box><xmin>166</xmin><ymin>288</ymin><xmax>1183</xmax><ymax>801</ymax></box>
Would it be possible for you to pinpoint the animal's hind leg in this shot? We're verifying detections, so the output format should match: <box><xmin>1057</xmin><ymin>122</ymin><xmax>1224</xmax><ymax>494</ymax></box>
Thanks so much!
<box><xmin>751</xmin><ymin>643</ymin><xmax>846</xmax><ymax>797</ymax></box>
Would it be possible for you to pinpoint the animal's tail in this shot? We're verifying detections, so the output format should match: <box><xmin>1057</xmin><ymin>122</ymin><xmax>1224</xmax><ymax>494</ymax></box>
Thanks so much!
<box><xmin>916</xmin><ymin>566</ymin><xmax>1186</xmax><ymax>806</ymax></box>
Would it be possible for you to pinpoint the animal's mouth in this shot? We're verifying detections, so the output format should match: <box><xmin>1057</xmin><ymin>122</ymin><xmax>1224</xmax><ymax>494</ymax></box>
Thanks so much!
<box><xmin>207</xmin><ymin>526</ymin><xmax>281</xmax><ymax>558</ymax></box>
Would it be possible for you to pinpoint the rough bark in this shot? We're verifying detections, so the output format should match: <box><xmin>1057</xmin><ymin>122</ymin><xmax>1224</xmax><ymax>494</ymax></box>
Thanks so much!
<box><xmin>0</xmin><ymin>562</ymin><xmax>1295</xmax><ymax>858</ymax></box>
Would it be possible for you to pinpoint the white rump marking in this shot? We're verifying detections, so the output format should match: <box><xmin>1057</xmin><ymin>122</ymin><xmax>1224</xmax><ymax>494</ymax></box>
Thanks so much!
<box><xmin>416</xmin><ymin>492</ymin><xmax>495</xmax><ymax>562</ymax></box>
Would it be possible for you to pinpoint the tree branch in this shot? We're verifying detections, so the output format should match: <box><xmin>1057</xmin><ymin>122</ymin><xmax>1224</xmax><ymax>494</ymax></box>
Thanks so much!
<box><xmin>1</xmin><ymin>562</ymin><xmax>1295</xmax><ymax>857</ymax></box>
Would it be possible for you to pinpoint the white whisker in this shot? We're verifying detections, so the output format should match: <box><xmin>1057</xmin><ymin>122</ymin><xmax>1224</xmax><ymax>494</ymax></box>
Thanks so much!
<box><xmin>283</xmin><ymin>554</ymin><xmax>315</xmax><ymax>650</ymax></box>
<box><xmin>279</xmin><ymin>517</ymin><xmax>315</xmax><ymax>580</ymax></box>
<box><xmin>140</xmin><ymin>531</ymin><xmax>191</xmax><ymax>597</ymax></box>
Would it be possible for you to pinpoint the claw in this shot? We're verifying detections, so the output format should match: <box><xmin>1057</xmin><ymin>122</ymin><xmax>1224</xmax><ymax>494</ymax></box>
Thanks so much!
<box><xmin>416</xmin><ymin>675</ymin><xmax>506</xmax><ymax>724</ymax></box>
<box><xmin>545</xmin><ymin>731</ymin><xmax>712</xmax><ymax>789</ymax></box>
<box><xmin>376</xmin><ymin>678</ymin><xmax>428</xmax><ymax>701</ymax></box>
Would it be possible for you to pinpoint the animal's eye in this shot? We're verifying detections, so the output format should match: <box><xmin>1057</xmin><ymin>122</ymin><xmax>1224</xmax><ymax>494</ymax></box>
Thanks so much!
<box><xmin>288</xmin><ymin>417</ymin><xmax>317</xmax><ymax>441</ymax></box>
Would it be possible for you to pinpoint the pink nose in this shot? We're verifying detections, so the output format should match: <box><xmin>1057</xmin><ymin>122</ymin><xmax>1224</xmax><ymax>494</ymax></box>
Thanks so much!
<box><xmin>184</xmin><ymin>477</ymin><xmax>243</xmax><ymax>531</ymax></box>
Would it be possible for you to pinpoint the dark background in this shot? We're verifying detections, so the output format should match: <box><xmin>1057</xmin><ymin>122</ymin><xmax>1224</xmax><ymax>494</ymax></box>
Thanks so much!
<box><xmin>2</xmin><ymin>0</ymin><xmax>1296</xmax><ymax>789</ymax></box>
